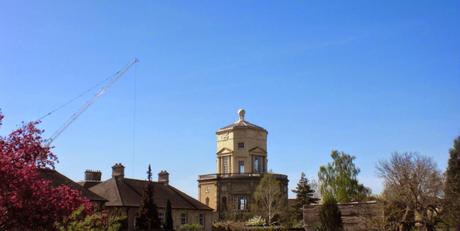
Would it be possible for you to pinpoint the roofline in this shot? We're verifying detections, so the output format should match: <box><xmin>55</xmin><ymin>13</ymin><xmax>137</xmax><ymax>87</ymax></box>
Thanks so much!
<box><xmin>167</xmin><ymin>185</ymin><xmax>213</xmax><ymax>211</ymax></box>
<box><xmin>216</xmin><ymin>126</ymin><xmax>268</xmax><ymax>134</ymax></box>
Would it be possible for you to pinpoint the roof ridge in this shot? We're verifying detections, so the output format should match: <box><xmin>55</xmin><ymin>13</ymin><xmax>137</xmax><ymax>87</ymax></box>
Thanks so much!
<box><xmin>113</xmin><ymin>178</ymin><xmax>125</xmax><ymax>206</ymax></box>
<box><xmin>124</xmin><ymin>179</ymin><xmax>144</xmax><ymax>197</ymax></box>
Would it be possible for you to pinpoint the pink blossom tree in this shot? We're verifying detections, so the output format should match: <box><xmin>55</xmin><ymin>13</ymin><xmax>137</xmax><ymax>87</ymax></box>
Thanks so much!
<box><xmin>0</xmin><ymin>112</ymin><xmax>91</xmax><ymax>230</ymax></box>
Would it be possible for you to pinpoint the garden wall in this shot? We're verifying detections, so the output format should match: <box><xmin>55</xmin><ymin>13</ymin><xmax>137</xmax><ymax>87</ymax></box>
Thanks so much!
<box><xmin>303</xmin><ymin>201</ymin><xmax>383</xmax><ymax>231</ymax></box>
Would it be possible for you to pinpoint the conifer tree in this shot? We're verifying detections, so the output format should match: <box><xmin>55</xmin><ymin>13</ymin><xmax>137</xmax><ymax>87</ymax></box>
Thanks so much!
<box><xmin>319</xmin><ymin>196</ymin><xmax>343</xmax><ymax>231</ymax></box>
<box><xmin>163</xmin><ymin>199</ymin><xmax>173</xmax><ymax>230</ymax></box>
<box><xmin>136</xmin><ymin>164</ymin><xmax>161</xmax><ymax>230</ymax></box>
<box><xmin>292</xmin><ymin>172</ymin><xmax>316</xmax><ymax>220</ymax></box>
<box><xmin>445</xmin><ymin>136</ymin><xmax>460</xmax><ymax>230</ymax></box>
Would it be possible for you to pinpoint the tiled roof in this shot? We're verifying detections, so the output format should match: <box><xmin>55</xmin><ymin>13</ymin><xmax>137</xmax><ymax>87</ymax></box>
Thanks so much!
<box><xmin>38</xmin><ymin>168</ymin><xmax>107</xmax><ymax>202</ymax></box>
<box><xmin>89</xmin><ymin>178</ymin><xmax>212</xmax><ymax>211</ymax></box>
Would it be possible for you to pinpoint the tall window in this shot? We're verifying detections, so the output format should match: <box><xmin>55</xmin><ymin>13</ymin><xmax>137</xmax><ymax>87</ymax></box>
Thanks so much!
<box><xmin>237</xmin><ymin>196</ymin><xmax>248</xmax><ymax>211</ymax></box>
<box><xmin>223</xmin><ymin>156</ymin><xmax>230</xmax><ymax>174</ymax></box>
<box><xmin>253</xmin><ymin>156</ymin><xmax>262</xmax><ymax>173</ymax></box>
<box><xmin>222</xmin><ymin>196</ymin><xmax>227</xmax><ymax>211</ymax></box>
<box><xmin>159</xmin><ymin>212</ymin><xmax>164</xmax><ymax>223</ymax></box>
<box><xmin>239</xmin><ymin>161</ymin><xmax>245</xmax><ymax>173</ymax></box>
<box><xmin>181</xmin><ymin>213</ymin><xmax>188</xmax><ymax>225</ymax></box>
<box><xmin>199</xmin><ymin>214</ymin><xmax>205</xmax><ymax>225</ymax></box>
<box><xmin>205</xmin><ymin>197</ymin><xmax>209</xmax><ymax>206</ymax></box>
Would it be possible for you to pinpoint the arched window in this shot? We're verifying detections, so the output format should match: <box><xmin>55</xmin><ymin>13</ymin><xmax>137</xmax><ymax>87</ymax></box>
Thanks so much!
<box><xmin>205</xmin><ymin>197</ymin><xmax>210</xmax><ymax>206</ymax></box>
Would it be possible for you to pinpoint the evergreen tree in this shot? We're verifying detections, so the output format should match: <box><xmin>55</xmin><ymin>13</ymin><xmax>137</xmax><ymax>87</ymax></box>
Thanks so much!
<box><xmin>136</xmin><ymin>164</ymin><xmax>161</xmax><ymax>230</ymax></box>
<box><xmin>319</xmin><ymin>196</ymin><xmax>343</xmax><ymax>231</ymax></box>
<box><xmin>163</xmin><ymin>199</ymin><xmax>174</xmax><ymax>231</ymax></box>
<box><xmin>292</xmin><ymin>172</ymin><xmax>316</xmax><ymax>220</ymax></box>
<box><xmin>445</xmin><ymin>136</ymin><xmax>460</xmax><ymax>230</ymax></box>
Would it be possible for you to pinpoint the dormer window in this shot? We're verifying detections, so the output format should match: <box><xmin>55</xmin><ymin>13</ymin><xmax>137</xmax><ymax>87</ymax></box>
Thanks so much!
<box><xmin>238</xmin><ymin>142</ymin><xmax>245</xmax><ymax>149</ymax></box>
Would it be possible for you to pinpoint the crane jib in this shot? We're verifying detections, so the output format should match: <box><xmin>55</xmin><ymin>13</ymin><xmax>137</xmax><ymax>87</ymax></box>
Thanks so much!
<box><xmin>46</xmin><ymin>58</ymin><xmax>139</xmax><ymax>146</ymax></box>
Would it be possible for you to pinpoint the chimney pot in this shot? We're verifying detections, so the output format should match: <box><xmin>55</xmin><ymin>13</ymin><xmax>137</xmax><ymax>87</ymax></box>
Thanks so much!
<box><xmin>112</xmin><ymin>163</ymin><xmax>125</xmax><ymax>179</ymax></box>
<box><xmin>84</xmin><ymin>169</ymin><xmax>102</xmax><ymax>182</ymax></box>
<box><xmin>158</xmin><ymin>170</ymin><xmax>169</xmax><ymax>185</ymax></box>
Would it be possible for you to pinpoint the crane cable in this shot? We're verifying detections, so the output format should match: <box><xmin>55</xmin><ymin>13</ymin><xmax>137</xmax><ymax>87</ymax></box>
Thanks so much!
<box><xmin>37</xmin><ymin>71</ymin><xmax>118</xmax><ymax>122</ymax></box>
<box><xmin>45</xmin><ymin>58</ymin><xmax>139</xmax><ymax>145</ymax></box>
<box><xmin>131</xmin><ymin>63</ymin><xmax>137</xmax><ymax>176</ymax></box>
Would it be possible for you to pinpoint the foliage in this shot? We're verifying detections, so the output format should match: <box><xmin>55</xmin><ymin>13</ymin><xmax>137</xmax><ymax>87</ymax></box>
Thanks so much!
<box><xmin>56</xmin><ymin>206</ymin><xmax>126</xmax><ymax>231</ymax></box>
<box><xmin>246</xmin><ymin>216</ymin><xmax>265</xmax><ymax>226</ymax></box>
<box><xmin>377</xmin><ymin>152</ymin><xmax>443</xmax><ymax>231</ymax></box>
<box><xmin>253</xmin><ymin>173</ymin><xmax>286</xmax><ymax>225</ymax></box>
<box><xmin>179</xmin><ymin>223</ymin><xmax>203</xmax><ymax>231</ymax></box>
<box><xmin>444</xmin><ymin>135</ymin><xmax>460</xmax><ymax>230</ymax></box>
<box><xmin>136</xmin><ymin>164</ymin><xmax>161</xmax><ymax>229</ymax></box>
<box><xmin>163</xmin><ymin>199</ymin><xmax>174</xmax><ymax>230</ymax></box>
<box><xmin>318</xmin><ymin>150</ymin><xmax>370</xmax><ymax>203</ymax></box>
<box><xmin>0</xmin><ymin>112</ymin><xmax>91</xmax><ymax>230</ymax></box>
<box><xmin>318</xmin><ymin>196</ymin><xmax>343</xmax><ymax>231</ymax></box>
<box><xmin>291</xmin><ymin>172</ymin><xmax>317</xmax><ymax>221</ymax></box>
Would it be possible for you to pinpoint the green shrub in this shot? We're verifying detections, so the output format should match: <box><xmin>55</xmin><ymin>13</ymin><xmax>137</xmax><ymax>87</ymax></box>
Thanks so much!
<box><xmin>318</xmin><ymin>196</ymin><xmax>343</xmax><ymax>231</ymax></box>
<box><xmin>179</xmin><ymin>223</ymin><xmax>203</xmax><ymax>231</ymax></box>
<box><xmin>246</xmin><ymin>216</ymin><xmax>265</xmax><ymax>226</ymax></box>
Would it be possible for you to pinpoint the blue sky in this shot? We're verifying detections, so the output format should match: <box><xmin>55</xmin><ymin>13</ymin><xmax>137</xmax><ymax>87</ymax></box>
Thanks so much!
<box><xmin>1</xmin><ymin>0</ymin><xmax>459</xmax><ymax>198</ymax></box>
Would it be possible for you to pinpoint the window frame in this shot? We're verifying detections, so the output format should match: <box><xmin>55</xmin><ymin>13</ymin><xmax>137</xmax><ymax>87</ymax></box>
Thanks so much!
<box><xmin>238</xmin><ymin>161</ymin><xmax>245</xmax><ymax>173</ymax></box>
<box><xmin>180</xmin><ymin>213</ymin><xmax>188</xmax><ymax>225</ymax></box>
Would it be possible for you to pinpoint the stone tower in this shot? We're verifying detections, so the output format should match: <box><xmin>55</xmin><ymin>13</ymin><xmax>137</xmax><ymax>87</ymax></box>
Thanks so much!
<box><xmin>198</xmin><ymin>109</ymin><xmax>288</xmax><ymax>220</ymax></box>
<box><xmin>216</xmin><ymin>109</ymin><xmax>268</xmax><ymax>174</ymax></box>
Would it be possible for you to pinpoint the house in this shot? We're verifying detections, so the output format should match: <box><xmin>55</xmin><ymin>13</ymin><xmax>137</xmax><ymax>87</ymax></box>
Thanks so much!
<box><xmin>85</xmin><ymin>163</ymin><xmax>213</xmax><ymax>231</ymax></box>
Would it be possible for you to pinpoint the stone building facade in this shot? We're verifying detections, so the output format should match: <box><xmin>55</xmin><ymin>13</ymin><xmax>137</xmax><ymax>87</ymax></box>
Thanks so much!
<box><xmin>198</xmin><ymin>109</ymin><xmax>289</xmax><ymax>220</ymax></box>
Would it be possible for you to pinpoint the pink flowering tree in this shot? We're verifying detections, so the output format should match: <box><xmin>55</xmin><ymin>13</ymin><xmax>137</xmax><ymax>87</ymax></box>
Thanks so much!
<box><xmin>0</xmin><ymin>112</ymin><xmax>91</xmax><ymax>230</ymax></box>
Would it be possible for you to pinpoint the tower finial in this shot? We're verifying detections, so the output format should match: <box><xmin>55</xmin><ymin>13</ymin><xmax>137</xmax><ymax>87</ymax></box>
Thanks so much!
<box><xmin>238</xmin><ymin>109</ymin><xmax>245</xmax><ymax>122</ymax></box>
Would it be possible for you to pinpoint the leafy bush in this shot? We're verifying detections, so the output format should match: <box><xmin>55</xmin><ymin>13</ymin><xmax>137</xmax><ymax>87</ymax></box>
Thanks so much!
<box><xmin>179</xmin><ymin>223</ymin><xmax>203</xmax><ymax>231</ymax></box>
<box><xmin>56</xmin><ymin>206</ymin><xmax>126</xmax><ymax>231</ymax></box>
<box><xmin>246</xmin><ymin>216</ymin><xmax>265</xmax><ymax>226</ymax></box>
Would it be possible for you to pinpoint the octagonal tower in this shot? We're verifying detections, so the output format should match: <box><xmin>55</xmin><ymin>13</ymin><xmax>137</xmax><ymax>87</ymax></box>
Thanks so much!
<box><xmin>198</xmin><ymin>109</ymin><xmax>288</xmax><ymax>220</ymax></box>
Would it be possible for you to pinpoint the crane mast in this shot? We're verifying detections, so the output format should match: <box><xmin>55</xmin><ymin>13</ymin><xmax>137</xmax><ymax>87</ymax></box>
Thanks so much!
<box><xmin>47</xmin><ymin>58</ymin><xmax>139</xmax><ymax>145</ymax></box>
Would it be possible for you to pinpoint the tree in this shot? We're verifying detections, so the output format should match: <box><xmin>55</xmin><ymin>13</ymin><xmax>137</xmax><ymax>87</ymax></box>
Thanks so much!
<box><xmin>136</xmin><ymin>164</ymin><xmax>161</xmax><ymax>230</ymax></box>
<box><xmin>377</xmin><ymin>152</ymin><xmax>443</xmax><ymax>231</ymax></box>
<box><xmin>292</xmin><ymin>172</ymin><xmax>317</xmax><ymax>221</ymax></box>
<box><xmin>0</xmin><ymin>112</ymin><xmax>91</xmax><ymax>230</ymax></box>
<box><xmin>318</xmin><ymin>150</ymin><xmax>370</xmax><ymax>203</ymax></box>
<box><xmin>318</xmin><ymin>196</ymin><xmax>343</xmax><ymax>231</ymax></box>
<box><xmin>253</xmin><ymin>173</ymin><xmax>285</xmax><ymax>225</ymax></box>
<box><xmin>163</xmin><ymin>199</ymin><xmax>173</xmax><ymax>230</ymax></box>
<box><xmin>444</xmin><ymin>136</ymin><xmax>460</xmax><ymax>230</ymax></box>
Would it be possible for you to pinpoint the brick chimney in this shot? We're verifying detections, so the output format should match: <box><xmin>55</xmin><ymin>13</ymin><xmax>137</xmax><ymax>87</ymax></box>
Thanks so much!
<box><xmin>84</xmin><ymin>169</ymin><xmax>101</xmax><ymax>182</ymax></box>
<box><xmin>158</xmin><ymin>170</ymin><xmax>169</xmax><ymax>185</ymax></box>
<box><xmin>112</xmin><ymin>163</ymin><xmax>125</xmax><ymax>179</ymax></box>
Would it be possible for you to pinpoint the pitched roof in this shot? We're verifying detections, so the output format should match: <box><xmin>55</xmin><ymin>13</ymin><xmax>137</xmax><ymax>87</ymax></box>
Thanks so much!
<box><xmin>89</xmin><ymin>177</ymin><xmax>212</xmax><ymax>211</ymax></box>
<box><xmin>218</xmin><ymin>119</ymin><xmax>267</xmax><ymax>133</ymax></box>
<box><xmin>38</xmin><ymin>168</ymin><xmax>107</xmax><ymax>202</ymax></box>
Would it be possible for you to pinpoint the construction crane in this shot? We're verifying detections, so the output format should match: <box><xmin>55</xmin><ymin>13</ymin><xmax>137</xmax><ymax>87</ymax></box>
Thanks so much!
<box><xmin>46</xmin><ymin>58</ymin><xmax>139</xmax><ymax>146</ymax></box>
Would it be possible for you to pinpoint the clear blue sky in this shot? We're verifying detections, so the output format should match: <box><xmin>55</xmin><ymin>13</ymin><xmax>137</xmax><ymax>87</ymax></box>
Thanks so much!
<box><xmin>1</xmin><ymin>1</ymin><xmax>459</xmax><ymax>198</ymax></box>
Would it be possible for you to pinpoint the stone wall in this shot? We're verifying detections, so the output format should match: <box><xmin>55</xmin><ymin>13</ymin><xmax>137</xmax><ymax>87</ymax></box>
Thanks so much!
<box><xmin>303</xmin><ymin>201</ymin><xmax>383</xmax><ymax>231</ymax></box>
